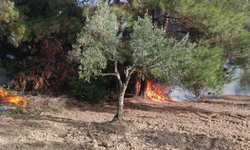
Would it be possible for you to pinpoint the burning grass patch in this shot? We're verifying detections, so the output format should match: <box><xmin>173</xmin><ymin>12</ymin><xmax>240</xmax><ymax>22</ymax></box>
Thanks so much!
<box><xmin>0</xmin><ymin>87</ymin><xmax>27</xmax><ymax>116</ymax></box>
<box><xmin>0</xmin><ymin>88</ymin><xmax>27</xmax><ymax>108</ymax></box>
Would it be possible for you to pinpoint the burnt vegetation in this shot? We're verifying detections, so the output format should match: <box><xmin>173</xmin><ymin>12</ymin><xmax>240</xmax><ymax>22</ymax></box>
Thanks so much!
<box><xmin>9</xmin><ymin>37</ymin><xmax>78</xmax><ymax>93</ymax></box>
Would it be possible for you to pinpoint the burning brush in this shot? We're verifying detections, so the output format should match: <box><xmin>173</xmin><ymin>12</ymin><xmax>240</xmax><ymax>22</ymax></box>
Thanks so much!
<box><xmin>0</xmin><ymin>88</ymin><xmax>27</xmax><ymax>108</ymax></box>
<box><xmin>146</xmin><ymin>79</ymin><xmax>172</xmax><ymax>102</ymax></box>
<box><xmin>145</xmin><ymin>77</ymin><xmax>206</xmax><ymax>102</ymax></box>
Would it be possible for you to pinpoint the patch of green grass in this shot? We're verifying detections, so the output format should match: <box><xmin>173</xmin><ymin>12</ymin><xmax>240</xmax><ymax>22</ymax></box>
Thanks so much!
<box><xmin>0</xmin><ymin>85</ymin><xmax>15</xmax><ymax>95</ymax></box>
<box><xmin>7</xmin><ymin>107</ymin><xmax>24</xmax><ymax>117</ymax></box>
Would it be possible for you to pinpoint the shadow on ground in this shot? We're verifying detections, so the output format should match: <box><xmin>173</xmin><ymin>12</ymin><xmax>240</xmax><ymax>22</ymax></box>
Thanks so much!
<box><xmin>137</xmin><ymin>128</ymin><xmax>244</xmax><ymax>150</ymax></box>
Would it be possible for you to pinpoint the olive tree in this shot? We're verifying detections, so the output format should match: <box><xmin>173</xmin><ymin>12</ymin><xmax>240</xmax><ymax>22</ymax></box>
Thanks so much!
<box><xmin>68</xmin><ymin>4</ymin><xmax>195</xmax><ymax>121</ymax></box>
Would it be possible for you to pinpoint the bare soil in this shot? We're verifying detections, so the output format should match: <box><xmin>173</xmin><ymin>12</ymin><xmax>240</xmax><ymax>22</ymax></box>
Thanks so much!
<box><xmin>0</xmin><ymin>95</ymin><xmax>250</xmax><ymax>150</ymax></box>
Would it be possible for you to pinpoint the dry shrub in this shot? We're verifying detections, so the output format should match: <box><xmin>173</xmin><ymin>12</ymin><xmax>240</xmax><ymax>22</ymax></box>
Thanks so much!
<box><xmin>9</xmin><ymin>37</ymin><xmax>78</xmax><ymax>93</ymax></box>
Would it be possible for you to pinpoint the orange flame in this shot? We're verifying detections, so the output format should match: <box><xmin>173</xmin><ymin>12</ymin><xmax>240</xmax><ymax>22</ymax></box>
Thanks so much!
<box><xmin>0</xmin><ymin>88</ymin><xmax>27</xmax><ymax>108</ymax></box>
<box><xmin>0</xmin><ymin>89</ymin><xmax>8</xmax><ymax>97</ymax></box>
<box><xmin>146</xmin><ymin>79</ymin><xmax>171</xmax><ymax>102</ymax></box>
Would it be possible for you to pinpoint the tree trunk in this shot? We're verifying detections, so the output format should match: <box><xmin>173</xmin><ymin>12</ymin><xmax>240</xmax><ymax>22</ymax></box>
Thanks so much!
<box><xmin>193</xmin><ymin>85</ymin><xmax>201</xmax><ymax>98</ymax></box>
<box><xmin>110</xmin><ymin>62</ymin><xmax>135</xmax><ymax>121</ymax></box>
<box><xmin>194</xmin><ymin>88</ymin><xmax>201</xmax><ymax>98</ymax></box>
<box><xmin>139</xmin><ymin>74</ymin><xmax>149</xmax><ymax>99</ymax></box>
<box><xmin>116</xmin><ymin>88</ymin><xmax>125</xmax><ymax>120</ymax></box>
<box><xmin>134</xmin><ymin>72</ymin><xmax>141</xmax><ymax>96</ymax></box>
<box><xmin>135</xmin><ymin>78</ymin><xmax>140</xmax><ymax>96</ymax></box>
<box><xmin>113</xmin><ymin>86</ymin><xmax>127</xmax><ymax>121</ymax></box>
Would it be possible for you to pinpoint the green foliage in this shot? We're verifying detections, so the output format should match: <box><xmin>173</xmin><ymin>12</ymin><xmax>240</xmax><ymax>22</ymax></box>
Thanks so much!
<box><xmin>129</xmin><ymin>0</ymin><xmax>250</xmax><ymax>92</ymax></box>
<box><xmin>0</xmin><ymin>68</ymin><xmax>10</xmax><ymax>75</ymax></box>
<box><xmin>0</xmin><ymin>0</ymin><xmax>85</xmax><ymax>93</ymax></box>
<box><xmin>131</xmin><ymin>0</ymin><xmax>250</xmax><ymax>61</ymax></box>
<box><xmin>6</xmin><ymin>107</ymin><xmax>24</xmax><ymax>117</ymax></box>
<box><xmin>68</xmin><ymin>3</ymin><xmax>121</xmax><ymax>82</ymax></box>
<box><xmin>132</xmin><ymin>0</ymin><xmax>176</xmax><ymax>12</ymax></box>
<box><xmin>0</xmin><ymin>85</ymin><xmax>14</xmax><ymax>95</ymax></box>
<box><xmin>130</xmin><ymin>14</ymin><xmax>166</xmax><ymax>70</ymax></box>
<box><xmin>131</xmin><ymin>15</ymin><xmax>196</xmax><ymax>84</ymax></box>
<box><xmin>181</xmin><ymin>45</ymin><xmax>233</xmax><ymax>94</ymax></box>
<box><xmin>69</xmin><ymin>78</ymin><xmax>109</xmax><ymax>104</ymax></box>
<box><xmin>239</xmin><ymin>67</ymin><xmax>250</xmax><ymax>87</ymax></box>
<box><xmin>0</xmin><ymin>0</ymin><xmax>19</xmax><ymax>22</ymax></box>
<box><xmin>177</xmin><ymin>0</ymin><xmax>250</xmax><ymax>50</ymax></box>
<box><xmin>1</xmin><ymin>0</ymin><xmax>84</xmax><ymax>47</ymax></box>
<box><xmin>111</xmin><ymin>5</ymin><xmax>135</xmax><ymax>31</ymax></box>
<box><xmin>70</xmin><ymin>3</ymin><xmax>231</xmax><ymax>96</ymax></box>
<box><xmin>131</xmin><ymin>14</ymin><xmax>233</xmax><ymax>92</ymax></box>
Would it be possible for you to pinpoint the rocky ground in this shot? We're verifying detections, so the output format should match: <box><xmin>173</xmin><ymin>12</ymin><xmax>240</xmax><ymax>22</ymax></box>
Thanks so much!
<box><xmin>0</xmin><ymin>95</ymin><xmax>250</xmax><ymax>150</ymax></box>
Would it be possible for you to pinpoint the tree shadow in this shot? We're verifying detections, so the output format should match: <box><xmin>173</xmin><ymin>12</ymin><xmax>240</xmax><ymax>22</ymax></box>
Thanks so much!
<box><xmin>66</xmin><ymin>95</ymin><xmax>250</xmax><ymax>119</ymax></box>
<box><xmin>72</xmin><ymin>98</ymin><xmax>214</xmax><ymax>117</ymax></box>
<box><xmin>123</xmin><ymin>100</ymin><xmax>214</xmax><ymax>115</ymax></box>
<box><xmin>11</xmin><ymin>114</ymin><xmax>135</xmax><ymax>136</ymax></box>
<box><xmin>1</xmin><ymin>114</ymin><xmax>136</xmax><ymax>150</ymax></box>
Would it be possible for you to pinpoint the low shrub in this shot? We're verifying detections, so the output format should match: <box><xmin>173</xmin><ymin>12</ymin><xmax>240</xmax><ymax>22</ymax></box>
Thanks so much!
<box><xmin>69</xmin><ymin>77</ymin><xmax>109</xmax><ymax>104</ymax></box>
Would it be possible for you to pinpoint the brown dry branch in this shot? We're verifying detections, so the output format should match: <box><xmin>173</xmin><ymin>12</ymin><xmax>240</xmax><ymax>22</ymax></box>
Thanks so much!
<box><xmin>9</xmin><ymin>37</ymin><xmax>78</xmax><ymax>94</ymax></box>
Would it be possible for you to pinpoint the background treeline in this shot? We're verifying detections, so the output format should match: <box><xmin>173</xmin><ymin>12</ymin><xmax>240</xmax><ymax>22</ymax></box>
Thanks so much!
<box><xmin>1</xmin><ymin>0</ymin><xmax>250</xmax><ymax>104</ymax></box>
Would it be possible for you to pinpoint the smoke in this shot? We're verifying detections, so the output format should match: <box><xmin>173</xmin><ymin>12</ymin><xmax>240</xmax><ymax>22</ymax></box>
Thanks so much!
<box><xmin>149</xmin><ymin>65</ymin><xmax>250</xmax><ymax>102</ymax></box>
<box><xmin>168</xmin><ymin>66</ymin><xmax>250</xmax><ymax>102</ymax></box>
<box><xmin>169</xmin><ymin>86</ymin><xmax>201</xmax><ymax>102</ymax></box>
<box><xmin>222</xmin><ymin>67</ymin><xmax>250</xmax><ymax>96</ymax></box>
<box><xmin>0</xmin><ymin>104</ymin><xmax>16</xmax><ymax>116</ymax></box>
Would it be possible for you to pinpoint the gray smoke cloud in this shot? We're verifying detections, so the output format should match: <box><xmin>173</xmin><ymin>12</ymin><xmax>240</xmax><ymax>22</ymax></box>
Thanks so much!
<box><xmin>168</xmin><ymin>66</ymin><xmax>250</xmax><ymax>102</ymax></box>
<box><xmin>222</xmin><ymin>67</ymin><xmax>250</xmax><ymax>96</ymax></box>
<box><xmin>169</xmin><ymin>86</ymin><xmax>201</xmax><ymax>102</ymax></box>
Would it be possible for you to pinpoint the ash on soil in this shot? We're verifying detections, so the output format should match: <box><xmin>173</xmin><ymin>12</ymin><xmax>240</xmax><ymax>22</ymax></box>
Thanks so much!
<box><xmin>0</xmin><ymin>104</ymin><xmax>16</xmax><ymax>116</ymax></box>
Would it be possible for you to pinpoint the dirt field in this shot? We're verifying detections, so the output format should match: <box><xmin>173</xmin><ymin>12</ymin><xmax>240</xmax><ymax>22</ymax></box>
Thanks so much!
<box><xmin>0</xmin><ymin>95</ymin><xmax>250</xmax><ymax>150</ymax></box>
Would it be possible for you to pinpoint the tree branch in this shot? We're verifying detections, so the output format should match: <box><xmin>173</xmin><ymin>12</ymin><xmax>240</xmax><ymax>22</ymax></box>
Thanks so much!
<box><xmin>124</xmin><ymin>64</ymin><xmax>135</xmax><ymax>78</ymax></box>
<box><xmin>102</xmin><ymin>61</ymin><xmax>123</xmax><ymax>90</ymax></box>
<box><xmin>102</xmin><ymin>73</ymin><xmax>118</xmax><ymax>77</ymax></box>
<box><xmin>114</xmin><ymin>61</ymin><xmax>118</xmax><ymax>73</ymax></box>
<box><xmin>145</xmin><ymin>57</ymin><xmax>162</xmax><ymax>70</ymax></box>
<box><xmin>124</xmin><ymin>64</ymin><xmax>135</xmax><ymax>88</ymax></box>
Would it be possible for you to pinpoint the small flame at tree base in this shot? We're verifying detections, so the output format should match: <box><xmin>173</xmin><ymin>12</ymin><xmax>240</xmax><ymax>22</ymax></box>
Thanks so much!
<box><xmin>146</xmin><ymin>79</ymin><xmax>171</xmax><ymax>102</ymax></box>
<box><xmin>0</xmin><ymin>88</ymin><xmax>27</xmax><ymax>108</ymax></box>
